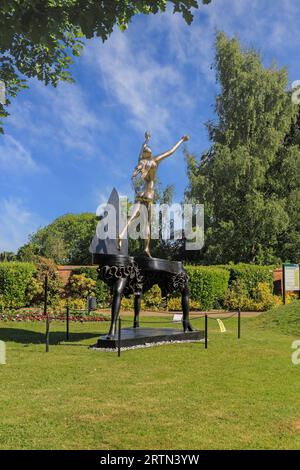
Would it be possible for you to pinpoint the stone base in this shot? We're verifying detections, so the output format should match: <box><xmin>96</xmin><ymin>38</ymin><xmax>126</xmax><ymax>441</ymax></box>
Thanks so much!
<box><xmin>93</xmin><ymin>327</ymin><xmax>204</xmax><ymax>350</ymax></box>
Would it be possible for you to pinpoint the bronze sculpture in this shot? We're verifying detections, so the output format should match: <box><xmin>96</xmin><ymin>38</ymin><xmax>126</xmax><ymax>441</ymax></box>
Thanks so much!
<box><xmin>90</xmin><ymin>132</ymin><xmax>203</xmax><ymax>346</ymax></box>
<box><xmin>118</xmin><ymin>132</ymin><xmax>189</xmax><ymax>257</ymax></box>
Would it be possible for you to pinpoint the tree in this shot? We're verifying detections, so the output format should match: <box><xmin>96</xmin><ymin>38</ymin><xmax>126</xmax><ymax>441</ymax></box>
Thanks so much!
<box><xmin>18</xmin><ymin>213</ymin><xmax>97</xmax><ymax>265</ymax></box>
<box><xmin>0</xmin><ymin>0</ymin><xmax>211</xmax><ymax>133</ymax></box>
<box><xmin>186</xmin><ymin>32</ymin><xmax>299</xmax><ymax>264</ymax></box>
<box><xmin>269</xmin><ymin>110</ymin><xmax>300</xmax><ymax>262</ymax></box>
<box><xmin>17</xmin><ymin>243</ymin><xmax>38</xmax><ymax>263</ymax></box>
<box><xmin>0</xmin><ymin>251</ymin><xmax>16</xmax><ymax>262</ymax></box>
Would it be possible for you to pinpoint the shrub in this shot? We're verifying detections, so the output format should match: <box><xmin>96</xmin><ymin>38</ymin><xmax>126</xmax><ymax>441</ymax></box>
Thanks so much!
<box><xmin>223</xmin><ymin>264</ymin><xmax>277</xmax><ymax>311</ymax></box>
<box><xmin>0</xmin><ymin>262</ymin><xmax>36</xmax><ymax>308</ymax></box>
<box><xmin>26</xmin><ymin>257</ymin><xmax>62</xmax><ymax>306</ymax></box>
<box><xmin>185</xmin><ymin>265</ymin><xmax>230</xmax><ymax>310</ymax></box>
<box><xmin>66</xmin><ymin>274</ymin><xmax>96</xmax><ymax>299</ymax></box>
<box><xmin>143</xmin><ymin>285</ymin><xmax>163</xmax><ymax>310</ymax></box>
<box><xmin>228</xmin><ymin>264</ymin><xmax>274</xmax><ymax>295</ymax></box>
<box><xmin>224</xmin><ymin>281</ymin><xmax>282</xmax><ymax>311</ymax></box>
<box><xmin>223</xmin><ymin>280</ymin><xmax>250</xmax><ymax>310</ymax></box>
<box><xmin>52</xmin><ymin>297</ymin><xmax>87</xmax><ymax>311</ymax></box>
<box><xmin>167</xmin><ymin>296</ymin><xmax>201</xmax><ymax>311</ymax></box>
<box><xmin>252</xmin><ymin>282</ymin><xmax>282</xmax><ymax>311</ymax></box>
<box><xmin>286</xmin><ymin>293</ymin><xmax>299</xmax><ymax>304</ymax></box>
<box><xmin>0</xmin><ymin>294</ymin><xmax>5</xmax><ymax>310</ymax></box>
<box><xmin>72</xmin><ymin>267</ymin><xmax>110</xmax><ymax>307</ymax></box>
<box><xmin>120</xmin><ymin>285</ymin><xmax>163</xmax><ymax>311</ymax></box>
<box><xmin>26</xmin><ymin>277</ymin><xmax>43</xmax><ymax>304</ymax></box>
<box><xmin>121</xmin><ymin>296</ymin><xmax>134</xmax><ymax>311</ymax></box>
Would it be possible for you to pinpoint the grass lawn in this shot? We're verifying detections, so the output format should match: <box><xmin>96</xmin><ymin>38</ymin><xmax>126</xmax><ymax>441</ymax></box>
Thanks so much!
<box><xmin>1</xmin><ymin>303</ymin><xmax>300</xmax><ymax>450</ymax></box>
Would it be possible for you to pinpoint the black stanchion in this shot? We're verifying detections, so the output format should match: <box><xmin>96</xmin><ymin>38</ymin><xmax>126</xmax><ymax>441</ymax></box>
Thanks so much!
<box><xmin>118</xmin><ymin>317</ymin><xmax>122</xmax><ymax>357</ymax></box>
<box><xmin>44</xmin><ymin>275</ymin><xmax>49</xmax><ymax>352</ymax></box>
<box><xmin>205</xmin><ymin>314</ymin><xmax>208</xmax><ymax>349</ymax></box>
<box><xmin>66</xmin><ymin>305</ymin><xmax>70</xmax><ymax>341</ymax></box>
<box><xmin>238</xmin><ymin>310</ymin><xmax>241</xmax><ymax>339</ymax></box>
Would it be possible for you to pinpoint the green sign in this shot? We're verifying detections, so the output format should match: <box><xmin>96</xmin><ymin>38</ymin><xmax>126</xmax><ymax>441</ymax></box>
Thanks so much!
<box><xmin>284</xmin><ymin>264</ymin><xmax>300</xmax><ymax>292</ymax></box>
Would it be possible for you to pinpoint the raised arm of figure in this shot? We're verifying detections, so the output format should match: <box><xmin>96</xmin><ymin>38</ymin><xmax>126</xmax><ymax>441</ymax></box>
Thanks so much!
<box><xmin>154</xmin><ymin>135</ymin><xmax>189</xmax><ymax>164</ymax></box>
<box><xmin>138</xmin><ymin>131</ymin><xmax>151</xmax><ymax>161</ymax></box>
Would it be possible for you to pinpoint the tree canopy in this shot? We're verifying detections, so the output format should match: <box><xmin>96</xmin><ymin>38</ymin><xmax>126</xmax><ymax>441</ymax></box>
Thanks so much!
<box><xmin>17</xmin><ymin>213</ymin><xmax>97</xmax><ymax>265</ymax></box>
<box><xmin>185</xmin><ymin>32</ymin><xmax>300</xmax><ymax>265</ymax></box>
<box><xmin>16</xmin><ymin>182</ymin><xmax>180</xmax><ymax>265</ymax></box>
<box><xmin>0</xmin><ymin>0</ymin><xmax>211</xmax><ymax>132</ymax></box>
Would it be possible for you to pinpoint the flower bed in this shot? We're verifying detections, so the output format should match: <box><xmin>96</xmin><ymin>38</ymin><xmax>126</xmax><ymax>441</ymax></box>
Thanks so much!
<box><xmin>0</xmin><ymin>309</ymin><xmax>110</xmax><ymax>322</ymax></box>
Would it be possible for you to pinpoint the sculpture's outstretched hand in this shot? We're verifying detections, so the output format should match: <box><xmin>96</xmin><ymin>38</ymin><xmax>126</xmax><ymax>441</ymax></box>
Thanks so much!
<box><xmin>155</xmin><ymin>134</ymin><xmax>190</xmax><ymax>163</ymax></box>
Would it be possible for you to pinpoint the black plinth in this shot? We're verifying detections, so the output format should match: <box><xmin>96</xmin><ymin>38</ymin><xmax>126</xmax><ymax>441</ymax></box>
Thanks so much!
<box><xmin>94</xmin><ymin>328</ymin><xmax>204</xmax><ymax>350</ymax></box>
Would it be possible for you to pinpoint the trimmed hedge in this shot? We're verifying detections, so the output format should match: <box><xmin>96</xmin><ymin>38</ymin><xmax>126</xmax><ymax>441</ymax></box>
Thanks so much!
<box><xmin>227</xmin><ymin>264</ymin><xmax>274</xmax><ymax>295</ymax></box>
<box><xmin>0</xmin><ymin>261</ymin><xmax>276</xmax><ymax>312</ymax></box>
<box><xmin>73</xmin><ymin>265</ymin><xmax>230</xmax><ymax>311</ymax></box>
<box><xmin>72</xmin><ymin>266</ymin><xmax>109</xmax><ymax>307</ymax></box>
<box><xmin>0</xmin><ymin>262</ymin><xmax>36</xmax><ymax>308</ymax></box>
<box><xmin>185</xmin><ymin>265</ymin><xmax>230</xmax><ymax>310</ymax></box>
<box><xmin>71</xmin><ymin>264</ymin><xmax>273</xmax><ymax>311</ymax></box>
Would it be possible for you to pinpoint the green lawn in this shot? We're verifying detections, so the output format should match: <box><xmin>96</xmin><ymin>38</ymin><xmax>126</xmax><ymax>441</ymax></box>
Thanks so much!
<box><xmin>1</xmin><ymin>304</ymin><xmax>300</xmax><ymax>450</ymax></box>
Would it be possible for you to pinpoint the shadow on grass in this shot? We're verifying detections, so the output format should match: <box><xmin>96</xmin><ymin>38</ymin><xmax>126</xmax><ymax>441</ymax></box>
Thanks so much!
<box><xmin>0</xmin><ymin>328</ymin><xmax>103</xmax><ymax>345</ymax></box>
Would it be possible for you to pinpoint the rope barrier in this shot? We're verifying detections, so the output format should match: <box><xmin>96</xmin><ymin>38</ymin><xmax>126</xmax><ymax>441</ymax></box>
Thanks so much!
<box><xmin>206</xmin><ymin>312</ymin><xmax>238</xmax><ymax>320</ymax></box>
<box><xmin>189</xmin><ymin>315</ymin><xmax>206</xmax><ymax>320</ymax></box>
<box><xmin>120</xmin><ymin>312</ymin><xmax>239</xmax><ymax>324</ymax></box>
<box><xmin>187</xmin><ymin>312</ymin><xmax>239</xmax><ymax>321</ymax></box>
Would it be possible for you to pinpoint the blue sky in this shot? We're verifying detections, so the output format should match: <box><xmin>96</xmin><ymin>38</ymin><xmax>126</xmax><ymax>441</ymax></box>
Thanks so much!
<box><xmin>1</xmin><ymin>0</ymin><xmax>300</xmax><ymax>252</ymax></box>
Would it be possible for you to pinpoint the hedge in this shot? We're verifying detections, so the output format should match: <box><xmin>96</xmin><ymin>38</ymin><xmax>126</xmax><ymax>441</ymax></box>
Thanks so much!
<box><xmin>0</xmin><ymin>262</ymin><xmax>36</xmax><ymax>308</ymax></box>
<box><xmin>185</xmin><ymin>265</ymin><xmax>230</xmax><ymax>310</ymax></box>
<box><xmin>227</xmin><ymin>264</ymin><xmax>274</xmax><ymax>296</ymax></box>
<box><xmin>71</xmin><ymin>264</ymin><xmax>274</xmax><ymax>311</ymax></box>
<box><xmin>72</xmin><ymin>266</ymin><xmax>109</xmax><ymax>307</ymax></box>
<box><xmin>0</xmin><ymin>261</ymin><xmax>276</xmax><ymax>312</ymax></box>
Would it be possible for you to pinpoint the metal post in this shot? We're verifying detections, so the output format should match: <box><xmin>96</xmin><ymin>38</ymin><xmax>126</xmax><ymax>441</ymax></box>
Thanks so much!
<box><xmin>66</xmin><ymin>305</ymin><xmax>70</xmax><ymax>341</ymax></box>
<box><xmin>238</xmin><ymin>310</ymin><xmax>241</xmax><ymax>339</ymax></box>
<box><xmin>44</xmin><ymin>275</ymin><xmax>49</xmax><ymax>352</ymax></box>
<box><xmin>205</xmin><ymin>314</ymin><xmax>208</xmax><ymax>349</ymax></box>
<box><xmin>283</xmin><ymin>264</ymin><xmax>286</xmax><ymax>304</ymax></box>
<box><xmin>118</xmin><ymin>317</ymin><xmax>122</xmax><ymax>357</ymax></box>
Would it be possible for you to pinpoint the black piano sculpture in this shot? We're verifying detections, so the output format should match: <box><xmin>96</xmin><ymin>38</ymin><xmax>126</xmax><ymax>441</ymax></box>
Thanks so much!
<box><xmin>90</xmin><ymin>132</ymin><xmax>204</xmax><ymax>349</ymax></box>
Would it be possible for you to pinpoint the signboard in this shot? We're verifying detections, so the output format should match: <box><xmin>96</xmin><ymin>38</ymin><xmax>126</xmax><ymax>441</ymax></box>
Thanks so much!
<box><xmin>216</xmin><ymin>319</ymin><xmax>226</xmax><ymax>333</ymax></box>
<box><xmin>283</xmin><ymin>264</ymin><xmax>300</xmax><ymax>304</ymax></box>
<box><xmin>284</xmin><ymin>264</ymin><xmax>300</xmax><ymax>292</ymax></box>
<box><xmin>0</xmin><ymin>341</ymin><xmax>6</xmax><ymax>365</ymax></box>
<box><xmin>172</xmin><ymin>314</ymin><xmax>183</xmax><ymax>323</ymax></box>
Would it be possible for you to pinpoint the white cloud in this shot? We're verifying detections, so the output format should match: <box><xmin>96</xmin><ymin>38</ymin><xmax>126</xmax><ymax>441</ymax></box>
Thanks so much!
<box><xmin>36</xmin><ymin>83</ymin><xmax>105</xmax><ymax>156</ymax></box>
<box><xmin>147</xmin><ymin>10</ymin><xmax>215</xmax><ymax>87</ymax></box>
<box><xmin>94</xmin><ymin>181</ymin><xmax>134</xmax><ymax>208</ymax></box>
<box><xmin>0</xmin><ymin>198</ymin><xmax>43</xmax><ymax>252</ymax></box>
<box><xmin>8</xmin><ymin>80</ymin><xmax>108</xmax><ymax>160</ymax></box>
<box><xmin>0</xmin><ymin>135</ymin><xmax>39</xmax><ymax>172</ymax></box>
<box><xmin>85</xmin><ymin>31</ymin><xmax>194</xmax><ymax>137</ymax></box>
<box><xmin>147</xmin><ymin>0</ymin><xmax>300</xmax><ymax>83</ymax></box>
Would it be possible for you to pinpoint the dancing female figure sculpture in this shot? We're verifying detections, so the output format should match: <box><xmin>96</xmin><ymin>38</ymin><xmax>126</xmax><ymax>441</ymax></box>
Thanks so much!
<box><xmin>118</xmin><ymin>132</ymin><xmax>189</xmax><ymax>257</ymax></box>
